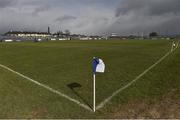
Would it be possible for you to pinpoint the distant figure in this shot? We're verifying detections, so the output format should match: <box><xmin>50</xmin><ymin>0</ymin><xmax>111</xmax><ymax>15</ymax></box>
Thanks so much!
<box><xmin>173</xmin><ymin>43</ymin><xmax>176</xmax><ymax>47</ymax></box>
<box><xmin>171</xmin><ymin>42</ymin><xmax>176</xmax><ymax>52</ymax></box>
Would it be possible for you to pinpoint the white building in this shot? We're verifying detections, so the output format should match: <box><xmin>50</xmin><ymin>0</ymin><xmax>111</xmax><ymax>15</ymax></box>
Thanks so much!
<box><xmin>5</xmin><ymin>31</ymin><xmax>51</xmax><ymax>38</ymax></box>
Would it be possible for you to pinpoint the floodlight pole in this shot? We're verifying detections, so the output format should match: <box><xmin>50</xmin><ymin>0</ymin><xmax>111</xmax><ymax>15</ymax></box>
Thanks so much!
<box><xmin>93</xmin><ymin>73</ymin><xmax>96</xmax><ymax>112</ymax></box>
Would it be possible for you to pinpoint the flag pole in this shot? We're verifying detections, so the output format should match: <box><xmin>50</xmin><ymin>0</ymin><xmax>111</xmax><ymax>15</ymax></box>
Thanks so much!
<box><xmin>93</xmin><ymin>73</ymin><xmax>96</xmax><ymax>112</ymax></box>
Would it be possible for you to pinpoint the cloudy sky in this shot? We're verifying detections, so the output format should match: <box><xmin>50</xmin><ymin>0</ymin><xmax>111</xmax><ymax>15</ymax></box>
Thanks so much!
<box><xmin>0</xmin><ymin>0</ymin><xmax>180</xmax><ymax>35</ymax></box>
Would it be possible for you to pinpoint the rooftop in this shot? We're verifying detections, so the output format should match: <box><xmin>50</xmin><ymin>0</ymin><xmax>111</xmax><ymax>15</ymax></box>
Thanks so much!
<box><xmin>5</xmin><ymin>31</ymin><xmax>50</xmax><ymax>35</ymax></box>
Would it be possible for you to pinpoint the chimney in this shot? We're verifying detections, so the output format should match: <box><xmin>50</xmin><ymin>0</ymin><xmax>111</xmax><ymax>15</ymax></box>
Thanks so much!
<box><xmin>48</xmin><ymin>27</ymin><xmax>50</xmax><ymax>34</ymax></box>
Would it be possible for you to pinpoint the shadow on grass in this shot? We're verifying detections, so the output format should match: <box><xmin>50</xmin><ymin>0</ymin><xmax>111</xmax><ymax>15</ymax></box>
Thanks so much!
<box><xmin>67</xmin><ymin>82</ymin><xmax>92</xmax><ymax>109</ymax></box>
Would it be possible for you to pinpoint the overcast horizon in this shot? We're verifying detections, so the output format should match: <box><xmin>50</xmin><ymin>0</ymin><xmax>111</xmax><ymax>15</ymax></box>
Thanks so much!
<box><xmin>0</xmin><ymin>0</ymin><xmax>180</xmax><ymax>35</ymax></box>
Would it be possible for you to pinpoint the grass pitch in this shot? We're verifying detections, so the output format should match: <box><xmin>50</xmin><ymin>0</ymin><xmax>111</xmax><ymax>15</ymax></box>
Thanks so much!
<box><xmin>0</xmin><ymin>40</ymin><xmax>179</xmax><ymax>118</ymax></box>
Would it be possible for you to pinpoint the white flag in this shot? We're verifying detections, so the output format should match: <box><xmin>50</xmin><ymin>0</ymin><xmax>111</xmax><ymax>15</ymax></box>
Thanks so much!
<box><xmin>93</xmin><ymin>58</ymin><xmax>105</xmax><ymax>73</ymax></box>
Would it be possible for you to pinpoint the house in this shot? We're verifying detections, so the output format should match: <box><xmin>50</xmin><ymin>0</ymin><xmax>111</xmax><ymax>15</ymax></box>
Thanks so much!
<box><xmin>52</xmin><ymin>33</ymin><xmax>71</xmax><ymax>41</ymax></box>
<box><xmin>5</xmin><ymin>31</ymin><xmax>51</xmax><ymax>38</ymax></box>
<box><xmin>50</xmin><ymin>38</ymin><xmax>57</xmax><ymax>41</ymax></box>
<box><xmin>109</xmin><ymin>33</ymin><xmax>122</xmax><ymax>39</ymax></box>
<box><xmin>70</xmin><ymin>34</ymin><xmax>80</xmax><ymax>40</ymax></box>
<box><xmin>4</xmin><ymin>39</ymin><xmax>13</xmax><ymax>42</ymax></box>
<box><xmin>79</xmin><ymin>35</ymin><xmax>90</xmax><ymax>40</ymax></box>
<box><xmin>89</xmin><ymin>36</ymin><xmax>102</xmax><ymax>40</ymax></box>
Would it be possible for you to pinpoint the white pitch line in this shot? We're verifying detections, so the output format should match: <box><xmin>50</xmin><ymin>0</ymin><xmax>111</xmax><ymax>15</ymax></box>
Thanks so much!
<box><xmin>0</xmin><ymin>64</ymin><xmax>92</xmax><ymax>112</ymax></box>
<box><xmin>97</xmin><ymin>46</ymin><xmax>178</xmax><ymax>110</ymax></box>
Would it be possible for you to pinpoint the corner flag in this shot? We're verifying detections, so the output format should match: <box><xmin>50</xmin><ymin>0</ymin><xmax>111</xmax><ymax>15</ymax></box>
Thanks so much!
<box><xmin>92</xmin><ymin>57</ymin><xmax>105</xmax><ymax>112</ymax></box>
<box><xmin>93</xmin><ymin>57</ymin><xmax>105</xmax><ymax>73</ymax></box>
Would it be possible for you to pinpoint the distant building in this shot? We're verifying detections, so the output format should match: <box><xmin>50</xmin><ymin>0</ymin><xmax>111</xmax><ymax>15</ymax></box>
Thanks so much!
<box><xmin>53</xmin><ymin>33</ymin><xmax>69</xmax><ymax>38</ymax></box>
<box><xmin>78</xmin><ymin>35</ymin><xmax>89</xmax><ymax>40</ymax></box>
<box><xmin>52</xmin><ymin>33</ymin><xmax>71</xmax><ymax>41</ymax></box>
<box><xmin>70</xmin><ymin>34</ymin><xmax>80</xmax><ymax>39</ymax></box>
<box><xmin>4</xmin><ymin>31</ymin><xmax>51</xmax><ymax>38</ymax></box>
<box><xmin>89</xmin><ymin>36</ymin><xmax>102</xmax><ymax>40</ymax></box>
<box><xmin>48</xmin><ymin>27</ymin><xmax>50</xmax><ymax>34</ymax></box>
<box><xmin>109</xmin><ymin>33</ymin><xmax>121</xmax><ymax>39</ymax></box>
<box><xmin>111</xmin><ymin>33</ymin><xmax>118</xmax><ymax>37</ymax></box>
<box><xmin>4</xmin><ymin>39</ymin><xmax>13</xmax><ymax>42</ymax></box>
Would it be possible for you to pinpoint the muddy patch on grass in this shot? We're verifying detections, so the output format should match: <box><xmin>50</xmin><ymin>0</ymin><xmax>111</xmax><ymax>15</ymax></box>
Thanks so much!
<box><xmin>30</xmin><ymin>107</ymin><xmax>48</xmax><ymax>118</ymax></box>
<box><xmin>108</xmin><ymin>95</ymin><xmax>180</xmax><ymax>119</ymax></box>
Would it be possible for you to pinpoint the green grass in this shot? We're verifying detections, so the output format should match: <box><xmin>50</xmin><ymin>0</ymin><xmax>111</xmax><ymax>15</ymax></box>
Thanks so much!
<box><xmin>0</xmin><ymin>40</ymin><xmax>179</xmax><ymax>118</ymax></box>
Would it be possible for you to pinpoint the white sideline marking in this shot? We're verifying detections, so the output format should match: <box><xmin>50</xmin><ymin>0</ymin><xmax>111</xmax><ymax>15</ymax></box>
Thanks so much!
<box><xmin>0</xmin><ymin>64</ymin><xmax>92</xmax><ymax>112</ymax></box>
<box><xmin>96</xmin><ymin>46</ymin><xmax>178</xmax><ymax>110</ymax></box>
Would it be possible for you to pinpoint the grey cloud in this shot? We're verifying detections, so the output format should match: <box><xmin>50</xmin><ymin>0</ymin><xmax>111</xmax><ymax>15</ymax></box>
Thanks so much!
<box><xmin>0</xmin><ymin>0</ymin><xmax>180</xmax><ymax>35</ymax></box>
<box><xmin>32</xmin><ymin>5</ymin><xmax>51</xmax><ymax>16</ymax></box>
<box><xmin>115</xmin><ymin>0</ymin><xmax>144</xmax><ymax>17</ymax></box>
<box><xmin>93</xmin><ymin>17</ymin><xmax>109</xmax><ymax>24</ymax></box>
<box><xmin>107</xmin><ymin>16</ymin><xmax>180</xmax><ymax>35</ymax></box>
<box><xmin>147</xmin><ymin>0</ymin><xmax>180</xmax><ymax>16</ymax></box>
<box><xmin>116</xmin><ymin>0</ymin><xmax>180</xmax><ymax>17</ymax></box>
<box><xmin>105</xmin><ymin>0</ymin><xmax>180</xmax><ymax>35</ymax></box>
<box><xmin>55</xmin><ymin>15</ymin><xmax>77</xmax><ymax>23</ymax></box>
<box><xmin>0</xmin><ymin>0</ymin><xmax>18</xmax><ymax>8</ymax></box>
<box><xmin>149</xmin><ymin>15</ymin><xmax>180</xmax><ymax>34</ymax></box>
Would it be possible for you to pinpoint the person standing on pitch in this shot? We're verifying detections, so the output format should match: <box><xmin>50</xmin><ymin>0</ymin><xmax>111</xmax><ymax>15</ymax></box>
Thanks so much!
<box><xmin>171</xmin><ymin>41</ymin><xmax>176</xmax><ymax>52</ymax></box>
